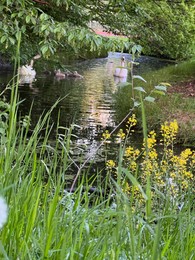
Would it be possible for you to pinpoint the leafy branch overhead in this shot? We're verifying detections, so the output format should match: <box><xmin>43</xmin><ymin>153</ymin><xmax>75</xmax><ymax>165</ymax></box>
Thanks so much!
<box><xmin>0</xmin><ymin>0</ymin><xmax>194</xmax><ymax>60</ymax></box>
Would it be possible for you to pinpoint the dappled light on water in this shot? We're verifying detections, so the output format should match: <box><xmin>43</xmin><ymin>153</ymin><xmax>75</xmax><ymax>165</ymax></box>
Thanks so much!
<box><xmin>0</xmin><ymin>52</ymin><xmax>189</xmax><ymax>163</ymax></box>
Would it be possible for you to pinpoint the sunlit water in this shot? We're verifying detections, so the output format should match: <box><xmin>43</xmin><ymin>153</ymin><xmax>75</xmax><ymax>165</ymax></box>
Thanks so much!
<box><xmin>1</xmin><ymin>52</ymin><xmax>192</xmax><ymax>177</ymax></box>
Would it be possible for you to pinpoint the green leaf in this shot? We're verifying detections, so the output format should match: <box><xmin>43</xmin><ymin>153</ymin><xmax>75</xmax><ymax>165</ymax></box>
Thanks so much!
<box><xmin>9</xmin><ymin>37</ymin><xmax>15</xmax><ymax>45</ymax></box>
<box><xmin>131</xmin><ymin>61</ymin><xmax>139</xmax><ymax>65</ymax></box>
<box><xmin>41</xmin><ymin>45</ymin><xmax>49</xmax><ymax>55</ymax></box>
<box><xmin>41</xmin><ymin>24</ymin><xmax>48</xmax><ymax>32</ymax></box>
<box><xmin>144</xmin><ymin>96</ymin><xmax>155</xmax><ymax>102</ymax></box>
<box><xmin>153</xmin><ymin>90</ymin><xmax>166</xmax><ymax>95</ymax></box>
<box><xmin>134</xmin><ymin>86</ymin><xmax>146</xmax><ymax>93</ymax></box>
<box><xmin>16</xmin><ymin>31</ymin><xmax>22</xmax><ymax>40</ymax></box>
<box><xmin>132</xmin><ymin>44</ymin><xmax>142</xmax><ymax>54</ymax></box>
<box><xmin>1</xmin><ymin>35</ymin><xmax>7</xmax><ymax>43</ymax></box>
<box><xmin>31</xmin><ymin>17</ymin><xmax>36</xmax><ymax>25</ymax></box>
<box><xmin>40</xmin><ymin>13</ymin><xmax>48</xmax><ymax>21</ymax></box>
<box><xmin>117</xmin><ymin>82</ymin><xmax>132</xmax><ymax>87</ymax></box>
<box><xmin>133</xmin><ymin>75</ymin><xmax>147</xmax><ymax>82</ymax></box>
<box><xmin>122</xmin><ymin>168</ymin><xmax>148</xmax><ymax>200</ymax></box>
<box><xmin>160</xmin><ymin>82</ymin><xmax>171</xmax><ymax>87</ymax></box>
<box><xmin>26</xmin><ymin>15</ymin><xmax>31</xmax><ymax>23</ymax></box>
<box><xmin>134</xmin><ymin>100</ymin><xmax>140</xmax><ymax>107</ymax></box>
<box><xmin>155</xmin><ymin>85</ymin><xmax>167</xmax><ymax>92</ymax></box>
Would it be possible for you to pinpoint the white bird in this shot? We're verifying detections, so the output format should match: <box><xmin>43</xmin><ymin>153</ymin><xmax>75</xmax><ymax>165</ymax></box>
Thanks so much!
<box><xmin>18</xmin><ymin>54</ymin><xmax>41</xmax><ymax>77</ymax></box>
<box><xmin>114</xmin><ymin>56</ymin><xmax>128</xmax><ymax>78</ymax></box>
<box><xmin>54</xmin><ymin>69</ymin><xmax>66</xmax><ymax>78</ymax></box>
<box><xmin>55</xmin><ymin>69</ymin><xmax>83</xmax><ymax>78</ymax></box>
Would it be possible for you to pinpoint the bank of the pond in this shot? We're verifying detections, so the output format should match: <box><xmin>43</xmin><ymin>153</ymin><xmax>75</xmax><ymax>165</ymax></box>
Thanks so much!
<box><xmin>169</xmin><ymin>78</ymin><xmax>195</xmax><ymax>97</ymax></box>
<box><xmin>137</xmin><ymin>59</ymin><xmax>195</xmax><ymax>145</ymax></box>
<box><xmin>165</xmin><ymin>78</ymin><xmax>195</xmax><ymax>144</ymax></box>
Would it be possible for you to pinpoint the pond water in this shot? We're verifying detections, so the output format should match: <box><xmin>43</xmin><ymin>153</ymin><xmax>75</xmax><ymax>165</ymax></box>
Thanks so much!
<box><xmin>0</xmin><ymin>53</ymin><xmax>194</xmax><ymax>177</ymax></box>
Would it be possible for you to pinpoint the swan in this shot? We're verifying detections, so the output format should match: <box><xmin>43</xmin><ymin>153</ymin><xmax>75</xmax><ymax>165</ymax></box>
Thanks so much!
<box><xmin>18</xmin><ymin>54</ymin><xmax>41</xmax><ymax>77</ymax></box>
<box><xmin>70</xmin><ymin>71</ymin><xmax>83</xmax><ymax>78</ymax></box>
<box><xmin>55</xmin><ymin>69</ymin><xmax>83</xmax><ymax>78</ymax></box>
<box><xmin>19</xmin><ymin>65</ymin><xmax>36</xmax><ymax>77</ymax></box>
<box><xmin>54</xmin><ymin>69</ymin><xmax>66</xmax><ymax>78</ymax></box>
<box><xmin>114</xmin><ymin>56</ymin><xmax>128</xmax><ymax>78</ymax></box>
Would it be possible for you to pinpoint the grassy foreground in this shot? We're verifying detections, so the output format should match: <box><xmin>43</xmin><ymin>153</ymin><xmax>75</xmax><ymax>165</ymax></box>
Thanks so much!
<box><xmin>0</xmin><ymin>72</ymin><xmax>195</xmax><ymax>260</ymax></box>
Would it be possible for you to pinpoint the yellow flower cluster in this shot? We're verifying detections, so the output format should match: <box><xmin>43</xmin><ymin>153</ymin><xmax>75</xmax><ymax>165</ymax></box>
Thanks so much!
<box><xmin>122</xmin><ymin>181</ymin><xmax>131</xmax><ymax>194</ymax></box>
<box><xmin>105</xmin><ymin>119</ymin><xmax>195</xmax><ymax>207</ymax></box>
<box><xmin>126</xmin><ymin>114</ymin><xmax>137</xmax><ymax>133</ymax></box>
<box><xmin>143</xmin><ymin>131</ymin><xmax>158</xmax><ymax>162</ymax></box>
<box><xmin>190</xmin><ymin>151</ymin><xmax>195</xmax><ymax>169</ymax></box>
<box><xmin>168</xmin><ymin>148</ymin><xmax>194</xmax><ymax>190</ymax></box>
<box><xmin>117</xmin><ymin>129</ymin><xmax>126</xmax><ymax>140</ymax></box>
<box><xmin>125</xmin><ymin>146</ymin><xmax>140</xmax><ymax>158</ymax></box>
<box><xmin>181</xmin><ymin>148</ymin><xmax>192</xmax><ymax>159</ymax></box>
<box><xmin>130</xmin><ymin>185</ymin><xmax>145</xmax><ymax>206</ymax></box>
<box><xmin>124</xmin><ymin>146</ymin><xmax>140</xmax><ymax>171</ymax></box>
<box><xmin>161</xmin><ymin>120</ymin><xmax>178</xmax><ymax>146</ymax></box>
<box><xmin>102</xmin><ymin>130</ymin><xmax>111</xmax><ymax>140</ymax></box>
<box><xmin>127</xmin><ymin>114</ymin><xmax>137</xmax><ymax>126</ymax></box>
<box><xmin>106</xmin><ymin>160</ymin><xmax>116</xmax><ymax>169</ymax></box>
<box><xmin>144</xmin><ymin>130</ymin><xmax>157</xmax><ymax>150</ymax></box>
<box><xmin>141</xmin><ymin>131</ymin><xmax>161</xmax><ymax>185</ymax></box>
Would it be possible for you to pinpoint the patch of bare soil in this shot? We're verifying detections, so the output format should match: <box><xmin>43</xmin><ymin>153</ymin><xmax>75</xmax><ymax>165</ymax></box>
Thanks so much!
<box><xmin>168</xmin><ymin>79</ymin><xmax>195</xmax><ymax>97</ymax></box>
<box><xmin>167</xmin><ymin>79</ymin><xmax>195</xmax><ymax>135</ymax></box>
<box><xmin>171</xmin><ymin>110</ymin><xmax>195</xmax><ymax>129</ymax></box>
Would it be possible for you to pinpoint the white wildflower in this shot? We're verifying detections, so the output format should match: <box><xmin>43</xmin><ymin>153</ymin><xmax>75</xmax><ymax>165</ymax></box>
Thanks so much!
<box><xmin>0</xmin><ymin>197</ymin><xmax>8</xmax><ymax>229</ymax></box>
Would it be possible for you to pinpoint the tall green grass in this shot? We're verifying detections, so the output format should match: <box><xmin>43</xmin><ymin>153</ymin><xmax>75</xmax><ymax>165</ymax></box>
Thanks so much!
<box><xmin>0</xmin><ymin>41</ymin><xmax>195</xmax><ymax>259</ymax></box>
<box><xmin>1</xmin><ymin>83</ymin><xmax>195</xmax><ymax>260</ymax></box>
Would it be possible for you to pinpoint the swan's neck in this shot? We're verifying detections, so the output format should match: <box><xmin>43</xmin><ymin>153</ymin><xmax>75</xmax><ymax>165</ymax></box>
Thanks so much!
<box><xmin>29</xmin><ymin>59</ymin><xmax>34</xmax><ymax>67</ymax></box>
<box><xmin>121</xmin><ymin>61</ymin><xmax>125</xmax><ymax>67</ymax></box>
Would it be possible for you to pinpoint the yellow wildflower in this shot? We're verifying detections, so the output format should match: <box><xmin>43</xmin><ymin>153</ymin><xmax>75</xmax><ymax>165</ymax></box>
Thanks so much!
<box><xmin>181</xmin><ymin>148</ymin><xmax>192</xmax><ymax>159</ymax></box>
<box><xmin>143</xmin><ymin>130</ymin><xmax>157</xmax><ymax>150</ymax></box>
<box><xmin>122</xmin><ymin>181</ymin><xmax>131</xmax><ymax>194</ymax></box>
<box><xmin>106</xmin><ymin>160</ymin><xmax>116</xmax><ymax>169</ymax></box>
<box><xmin>117</xmin><ymin>129</ymin><xmax>126</xmax><ymax>140</ymax></box>
<box><xmin>126</xmin><ymin>114</ymin><xmax>137</xmax><ymax>133</ymax></box>
<box><xmin>125</xmin><ymin>146</ymin><xmax>140</xmax><ymax>159</ymax></box>
<box><xmin>127</xmin><ymin>114</ymin><xmax>137</xmax><ymax>126</ymax></box>
<box><xmin>129</xmin><ymin>161</ymin><xmax>137</xmax><ymax>171</ymax></box>
<box><xmin>102</xmin><ymin>130</ymin><xmax>111</xmax><ymax>140</ymax></box>
<box><xmin>148</xmin><ymin>150</ymin><xmax>158</xmax><ymax>160</ymax></box>
<box><xmin>161</xmin><ymin>120</ymin><xmax>178</xmax><ymax>146</ymax></box>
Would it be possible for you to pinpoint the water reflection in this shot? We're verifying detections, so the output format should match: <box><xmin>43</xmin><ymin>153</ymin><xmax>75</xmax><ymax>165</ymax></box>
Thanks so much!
<box><xmin>0</xmin><ymin>52</ymin><xmax>174</xmax><ymax>164</ymax></box>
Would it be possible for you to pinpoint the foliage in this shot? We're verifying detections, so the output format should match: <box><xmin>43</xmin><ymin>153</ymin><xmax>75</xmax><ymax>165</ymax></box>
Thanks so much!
<box><xmin>0</xmin><ymin>0</ymin><xmax>194</xmax><ymax>62</ymax></box>
<box><xmin>93</xmin><ymin>0</ymin><xmax>195</xmax><ymax>59</ymax></box>
<box><xmin>0</xmin><ymin>0</ymin><xmax>133</xmax><ymax>63</ymax></box>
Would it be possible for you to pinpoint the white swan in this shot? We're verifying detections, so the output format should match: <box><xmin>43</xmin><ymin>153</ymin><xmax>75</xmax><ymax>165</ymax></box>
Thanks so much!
<box><xmin>114</xmin><ymin>56</ymin><xmax>128</xmax><ymax>78</ymax></box>
<box><xmin>18</xmin><ymin>54</ymin><xmax>41</xmax><ymax>76</ymax></box>
<box><xmin>54</xmin><ymin>69</ymin><xmax>66</xmax><ymax>78</ymax></box>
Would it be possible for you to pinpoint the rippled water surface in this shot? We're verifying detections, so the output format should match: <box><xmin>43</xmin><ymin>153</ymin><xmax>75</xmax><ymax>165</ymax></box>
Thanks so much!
<box><xmin>0</xmin><ymin>52</ymin><xmax>185</xmax><ymax>166</ymax></box>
